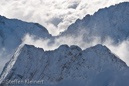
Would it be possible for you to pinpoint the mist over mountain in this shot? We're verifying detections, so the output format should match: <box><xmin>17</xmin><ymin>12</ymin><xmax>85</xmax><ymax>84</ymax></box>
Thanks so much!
<box><xmin>57</xmin><ymin>2</ymin><xmax>129</xmax><ymax>65</ymax></box>
<box><xmin>0</xmin><ymin>15</ymin><xmax>51</xmax><ymax>73</ymax></box>
<box><xmin>0</xmin><ymin>15</ymin><xmax>51</xmax><ymax>51</ymax></box>
<box><xmin>0</xmin><ymin>1</ymin><xmax>129</xmax><ymax>86</ymax></box>
<box><xmin>61</xmin><ymin>2</ymin><xmax>129</xmax><ymax>42</ymax></box>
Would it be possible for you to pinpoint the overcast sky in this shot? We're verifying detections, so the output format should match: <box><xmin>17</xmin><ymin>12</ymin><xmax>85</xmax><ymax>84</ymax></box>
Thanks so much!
<box><xmin>0</xmin><ymin>0</ymin><xmax>128</xmax><ymax>35</ymax></box>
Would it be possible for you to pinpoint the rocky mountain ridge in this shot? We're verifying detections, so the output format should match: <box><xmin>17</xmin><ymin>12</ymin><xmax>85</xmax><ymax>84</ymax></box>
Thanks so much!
<box><xmin>0</xmin><ymin>44</ymin><xmax>129</xmax><ymax>86</ymax></box>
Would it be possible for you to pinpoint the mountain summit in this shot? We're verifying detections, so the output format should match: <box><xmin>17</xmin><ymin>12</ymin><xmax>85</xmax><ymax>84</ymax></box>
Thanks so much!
<box><xmin>0</xmin><ymin>15</ymin><xmax>51</xmax><ymax>52</ymax></box>
<box><xmin>0</xmin><ymin>15</ymin><xmax>52</xmax><ymax>73</ymax></box>
<box><xmin>61</xmin><ymin>2</ymin><xmax>129</xmax><ymax>43</ymax></box>
<box><xmin>0</xmin><ymin>44</ymin><xmax>129</xmax><ymax>86</ymax></box>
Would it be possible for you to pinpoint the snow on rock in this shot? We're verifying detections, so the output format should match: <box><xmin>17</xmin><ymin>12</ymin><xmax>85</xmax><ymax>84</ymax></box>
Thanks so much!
<box><xmin>0</xmin><ymin>15</ymin><xmax>51</xmax><ymax>73</ymax></box>
<box><xmin>60</xmin><ymin>2</ymin><xmax>129</xmax><ymax>43</ymax></box>
<box><xmin>0</xmin><ymin>44</ymin><xmax>129</xmax><ymax>86</ymax></box>
<box><xmin>0</xmin><ymin>15</ymin><xmax>51</xmax><ymax>54</ymax></box>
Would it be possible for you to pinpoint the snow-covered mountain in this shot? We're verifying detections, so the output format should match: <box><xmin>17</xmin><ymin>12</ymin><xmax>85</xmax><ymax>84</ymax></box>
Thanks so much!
<box><xmin>0</xmin><ymin>15</ymin><xmax>51</xmax><ymax>53</ymax></box>
<box><xmin>48</xmin><ymin>2</ymin><xmax>129</xmax><ymax>66</ymax></box>
<box><xmin>0</xmin><ymin>44</ymin><xmax>129</xmax><ymax>86</ymax></box>
<box><xmin>0</xmin><ymin>15</ymin><xmax>51</xmax><ymax>73</ymax></box>
<box><xmin>1</xmin><ymin>2</ymin><xmax>129</xmax><ymax>86</ymax></box>
<box><xmin>61</xmin><ymin>2</ymin><xmax>129</xmax><ymax>43</ymax></box>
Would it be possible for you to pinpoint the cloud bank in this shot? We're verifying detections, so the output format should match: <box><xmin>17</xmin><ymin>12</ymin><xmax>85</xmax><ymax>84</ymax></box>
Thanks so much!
<box><xmin>0</xmin><ymin>0</ymin><xmax>128</xmax><ymax>35</ymax></box>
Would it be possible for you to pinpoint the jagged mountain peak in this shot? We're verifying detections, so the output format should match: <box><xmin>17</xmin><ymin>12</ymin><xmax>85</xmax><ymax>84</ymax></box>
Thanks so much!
<box><xmin>22</xmin><ymin>44</ymin><xmax>44</xmax><ymax>51</ymax></box>
<box><xmin>0</xmin><ymin>15</ymin><xmax>52</xmax><ymax>73</ymax></box>
<box><xmin>70</xmin><ymin>45</ymin><xmax>82</xmax><ymax>51</ymax></box>
<box><xmin>0</xmin><ymin>16</ymin><xmax>50</xmax><ymax>35</ymax></box>
<box><xmin>87</xmin><ymin>44</ymin><xmax>108</xmax><ymax>50</ymax></box>
<box><xmin>0</xmin><ymin>44</ymin><xmax>129</xmax><ymax>86</ymax></box>
<box><xmin>84</xmin><ymin>44</ymin><xmax>127</xmax><ymax>67</ymax></box>
<box><xmin>57</xmin><ymin>44</ymin><xmax>69</xmax><ymax>50</ymax></box>
<box><xmin>73</xmin><ymin>2</ymin><xmax>129</xmax><ymax>25</ymax></box>
<box><xmin>0</xmin><ymin>15</ymin><xmax>51</xmax><ymax>55</ymax></box>
<box><xmin>57</xmin><ymin>44</ymin><xmax>82</xmax><ymax>52</ymax></box>
<box><xmin>61</xmin><ymin>2</ymin><xmax>129</xmax><ymax>43</ymax></box>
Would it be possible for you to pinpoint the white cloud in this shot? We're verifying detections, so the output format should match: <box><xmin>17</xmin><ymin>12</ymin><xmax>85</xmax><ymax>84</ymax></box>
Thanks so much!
<box><xmin>105</xmin><ymin>39</ymin><xmax>129</xmax><ymax>66</ymax></box>
<box><xmin>0</xmin><ymin>0</ymin><xmax>128</xmax><ymax>35</ymax></box>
